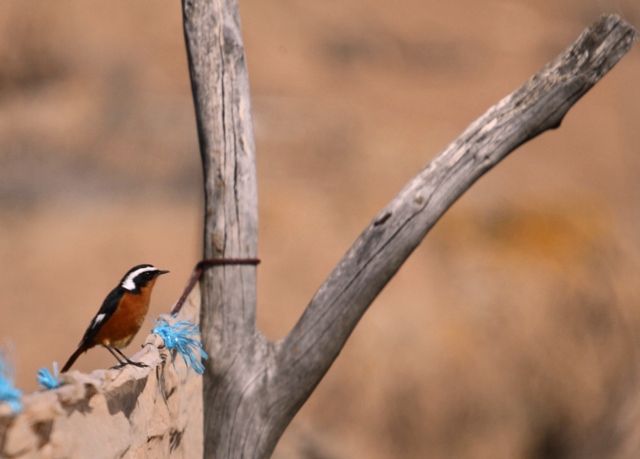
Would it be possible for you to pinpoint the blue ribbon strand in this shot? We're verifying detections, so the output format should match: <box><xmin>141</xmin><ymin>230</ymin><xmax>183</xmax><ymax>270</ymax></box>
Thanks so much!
<box><xmin>152</xmin><ymin>315</ymin><xmax>208</xmax><ymax>375</ymax></box>
<box><xmin>0</xmin><ymin>354</ymin><xmax>22</xmax><ymax>414</ymax></box>
<box><xmin>37</xmin><ymin>362</ymin><xmax>62</xmax><ymax>390</ymax></box>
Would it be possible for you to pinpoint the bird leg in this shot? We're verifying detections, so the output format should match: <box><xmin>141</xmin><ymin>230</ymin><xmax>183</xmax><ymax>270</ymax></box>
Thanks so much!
<box><xmin>104</xmin><ymin>345</ymin><xmax>148</xmax><ymax>369</ymax></box>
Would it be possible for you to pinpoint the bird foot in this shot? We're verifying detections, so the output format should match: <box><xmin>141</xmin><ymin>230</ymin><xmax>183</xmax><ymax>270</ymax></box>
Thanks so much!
<box><xmin>111</xmin><ymin>360</ymin><xmax>148</xmax><ymax>370</ymax></box>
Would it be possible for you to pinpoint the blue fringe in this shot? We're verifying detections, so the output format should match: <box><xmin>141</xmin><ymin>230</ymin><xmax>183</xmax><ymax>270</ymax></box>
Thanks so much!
<box><xmin>152</xmin><ymin>315</ymin><xmax>208</xmax><ymax>375</ymax></box>
<box><xmin>37</xmin><ymin>362</ymin><xmax>62</xmax><ymax>390</ymax></box>
<box><xmin>0</xmin><ymin>353</ymin><xmax>22</xmax><ymax>414</ymax></box>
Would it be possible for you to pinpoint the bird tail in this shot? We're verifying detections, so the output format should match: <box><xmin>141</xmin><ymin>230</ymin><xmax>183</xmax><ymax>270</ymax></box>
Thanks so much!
<box><xmin>61</xmin><ymin>346</ymin><xmax>88</xmax><ymax>372</ymax></box>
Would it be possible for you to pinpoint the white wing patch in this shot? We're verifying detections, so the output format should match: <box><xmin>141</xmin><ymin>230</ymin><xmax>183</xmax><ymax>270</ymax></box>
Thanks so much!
<box><xmin>121</xmin><ymin>266</ymin><xmax>157</xmax><ymax>291</ymax></box>
<box><xmin>91</xmin><ymin>313</ymin><xmax>106</xmax><ymax>330</ymax></box>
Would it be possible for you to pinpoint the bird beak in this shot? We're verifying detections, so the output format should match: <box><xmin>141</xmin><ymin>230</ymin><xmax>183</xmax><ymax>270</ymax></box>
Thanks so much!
<box><xmin>158</xmin><ymin>270</ymin><xmax>170</xmax><ymax>276</ymax></box>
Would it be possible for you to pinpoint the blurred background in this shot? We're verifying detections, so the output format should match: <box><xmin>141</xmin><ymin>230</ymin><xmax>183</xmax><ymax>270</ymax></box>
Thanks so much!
<box><xmin>0</xmin><ymin>0</ymin><xmax>639</xmax><ymax>458</ymax></box>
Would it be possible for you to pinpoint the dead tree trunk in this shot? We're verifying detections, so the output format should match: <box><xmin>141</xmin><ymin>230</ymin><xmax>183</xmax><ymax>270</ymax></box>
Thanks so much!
<box><xmin>181</xmin><ymin>2</ymin><xmax>638</xmax><ymax>456</ymax></box>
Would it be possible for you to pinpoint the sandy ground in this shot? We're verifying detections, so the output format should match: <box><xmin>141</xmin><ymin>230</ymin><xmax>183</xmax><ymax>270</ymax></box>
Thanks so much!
<box><xmin>1</xmin><ymin>0</ymin><xmax>640</xmax><ymax>457</ymax></box>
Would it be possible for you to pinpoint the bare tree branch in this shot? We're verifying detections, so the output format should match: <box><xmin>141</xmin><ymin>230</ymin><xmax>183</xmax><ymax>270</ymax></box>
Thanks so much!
<box><xmin>181</xmin><ymin>3</ymin><xmax>637</xmax><ymax>457</ymax></box>
<box><xmin>181</xmin><ymin>0</ymin><xmax>261</xmax><ymax>456</ymax></box>
<box><xmin>273</xmin><ymin>9</ymin><xmax>638</xmax><ymax>441</ymax></box>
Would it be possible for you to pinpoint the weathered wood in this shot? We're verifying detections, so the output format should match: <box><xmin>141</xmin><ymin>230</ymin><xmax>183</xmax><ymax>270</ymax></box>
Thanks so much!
<box><xmin>277</xmin><ymin>13</ymin><xmax>638</xmax><ymax>390</ymax></box>
<box><xmin>182</xmin><ymin>4</ymin><xmax>637</xmax><ymax>457</ymax></box>
<box><xmin>267</xmin><ymin>15</ymin><xmax>637</xmax><ymax>453</ymax></box>
<box><xmin>181</xmin><ymin>0</ymin><xmax>261</xmax><ymax>457</ymax></box>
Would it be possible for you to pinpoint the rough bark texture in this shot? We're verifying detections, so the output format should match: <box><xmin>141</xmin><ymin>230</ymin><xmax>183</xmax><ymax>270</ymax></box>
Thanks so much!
<box><xmin>181</xmin><ymin>0</ymin><xmax>262</xmax><ymax>456</ymax></box>
<box><xmin>0</xmin><ymin>10</ymin><xmax>636</xmax><ymax>459</ymax></box>
<box><xmin>277</xmin><ymin>14</ymin><xmax>639</xmax><ymax>405</ymax></box>
<box><xmin>183</xmin><ymin>3</ymin><xmax>638</xmax><ymax>458</ymax></box>
<box><xmin>0</xmin><ymin>294</ymin><xmax>204</xmax><ymax>459</ymax></box>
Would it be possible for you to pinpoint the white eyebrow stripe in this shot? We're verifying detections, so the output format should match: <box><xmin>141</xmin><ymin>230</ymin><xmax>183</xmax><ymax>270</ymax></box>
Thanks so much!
<box><xmin>121</xmin><ymin>266</ymin><xmax>157</xmax><ymax>291</ymax></box>
<box><xmin>91</xmin><ymin>313</ymin><xmax>106</xmax><ymax>329</ymax></box>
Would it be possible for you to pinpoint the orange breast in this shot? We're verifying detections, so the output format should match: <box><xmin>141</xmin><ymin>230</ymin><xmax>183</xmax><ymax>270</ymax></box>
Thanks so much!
<box><xmin>93</xmin><ymin>279</ymin><xmax>157</xmax><ymax>349</ymax></box>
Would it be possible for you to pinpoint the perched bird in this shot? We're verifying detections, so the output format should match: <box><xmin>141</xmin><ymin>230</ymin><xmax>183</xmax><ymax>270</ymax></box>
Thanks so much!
<box><xmin>61</xmin><ymin>264</ymin><xmax>169</xmax><ymax>372</ymax></box>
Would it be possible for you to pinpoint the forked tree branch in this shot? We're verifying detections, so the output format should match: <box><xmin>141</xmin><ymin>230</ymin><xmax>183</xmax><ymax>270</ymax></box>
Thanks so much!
<box><xmin>274</xmin><ymin>14</ymin><xmax>639</xmax><ymax>406</ymax></box>
<box><xmin>182</xmin><ymin>2</ymin><xmax>637</xmax><ymax>456</ymax></box>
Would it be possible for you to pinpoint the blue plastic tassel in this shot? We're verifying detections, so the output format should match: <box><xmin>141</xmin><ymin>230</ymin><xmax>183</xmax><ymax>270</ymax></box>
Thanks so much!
<box><xmin>37</xmin><ymin>362</ymin><xmax>62</xmax><ymax>390</ymax></box>
<box><xmin>0</xmin><ymin>353</ymin><xmax>22</xmax><ymax>414</ymax></box>
<box><xmin>152</xmin><ymin>315</ymin><xmax>208</xmax><ymax>375</ymax></box>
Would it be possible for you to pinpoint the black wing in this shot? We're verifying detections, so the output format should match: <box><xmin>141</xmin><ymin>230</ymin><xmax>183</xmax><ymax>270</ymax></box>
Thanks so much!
<box><xmin>77</xmin><ymin>286</ymin><xmax>124</xmax><ymax>347</ymax></box>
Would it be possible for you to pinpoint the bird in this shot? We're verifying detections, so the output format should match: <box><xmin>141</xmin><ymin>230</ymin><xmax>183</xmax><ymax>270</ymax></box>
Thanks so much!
<box><xmin>61</xmin><ymin>264</ymin><xmax>169</xmax><ymax>372</ymax></box>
